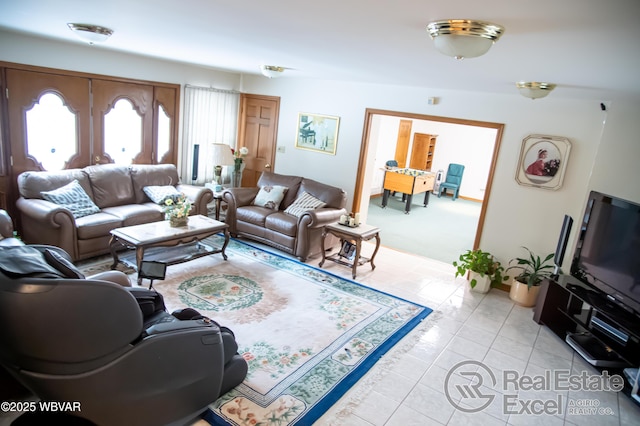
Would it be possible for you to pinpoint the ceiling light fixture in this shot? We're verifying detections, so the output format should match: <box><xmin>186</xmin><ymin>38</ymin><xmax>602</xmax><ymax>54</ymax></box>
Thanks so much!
<box><xmin>426</xmin><ymin>19</ymin><xmax>504</xmax><ymax>60</ymax></box>
<box><xmin>260</xmin><ymin>65</ymin><xmax>285</xmax><ymax>78</ymax></box>
<box><xmin>67</xmin><ymin>23</ymin><xmax>113</xmax><ymax>44</ymax></box>
<box><xmin>516</xmin><ymin>81</ymin><xmax>556</xmax><ymax>99</ymax></box>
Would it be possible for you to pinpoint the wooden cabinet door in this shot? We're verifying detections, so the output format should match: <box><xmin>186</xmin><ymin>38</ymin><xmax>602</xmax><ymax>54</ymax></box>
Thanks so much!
<box><xmin>92</xmin><ymin>79</ymin><xmax>153</xmax><ymax>165</ymax></box>
<box><xmin>237</xmin><ymin>94</ymin><xmax>280</xmax><ymax>187</ymax></box>
<box><xmin>6</xmin><ymin>69</ymin><xmax>91</xmax><ymax>175</ymax></box>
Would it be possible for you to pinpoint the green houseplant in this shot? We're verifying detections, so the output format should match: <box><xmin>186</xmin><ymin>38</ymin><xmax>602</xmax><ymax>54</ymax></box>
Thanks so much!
<box><xmin>453</xmin><ymin>249</ymin><xmax>507</xmax><ymax>293</ymax></box>
<box><xmin>506</xmin><ymin>246</ymin><xmax>554</xmax><ymax>306</ymax></box>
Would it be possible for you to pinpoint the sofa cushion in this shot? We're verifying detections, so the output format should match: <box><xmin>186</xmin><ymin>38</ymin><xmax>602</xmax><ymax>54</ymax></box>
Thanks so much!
<box><xmin>143</xmin><ymin>185</ymin><xmax>181</xmax><ymax>204</ymax></box>
<box><xmin>41</xmin><ymin>180</ymin><xmax>101</xmax><ymax>219</ymax></box>
<box><xmin>265</xmin><ymin>212</ymin><xmax>298</xmax><ymax>237</ymax></box>
<box><xmin>75</xmin><ymin>212</ymin><xmax>124</xmax><ymax>240</ymax></box>
<box><xmin>131</xmin><ymin>164</ymin><xmax>181</xmax><ymax>204</ymax></box>
<box><xmin>100</xmin><ymin>205</ymin><xmax>164</xmax><ymax>227</ymax></box>
<box><xmin>284</xmin><ymin>191</ymin><xmax>326</xmax><ymax>217</ymax></box>
<box><xmin>236</xmin><ymin>205</ymin><xmax>272</xmax><ymax>227</ymax></box>
<box><xmin>84</xmin><ymin>164</ymin><xmax>135</xmax><ymax>208</ymax></box>
<box><xmin>18</xmin><ymin>169</ymin><xmax>91</xmax><ymax>200</ymax></box>
<box><xmin>257</xmin><ymin>172</ymin><xmax>303</xmax><ymax>210</ymax></box>
<box><xmin>252</xmin><ymin>185</ymin><xmax>288</xmax><ymax>210</ymax></box>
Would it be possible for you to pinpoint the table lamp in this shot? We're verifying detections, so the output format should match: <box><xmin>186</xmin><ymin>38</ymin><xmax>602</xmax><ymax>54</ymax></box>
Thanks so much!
<box><xmin>211</xmin><ymin>143</ymin><xmax>235</xmax><ymax>190</ymax></box>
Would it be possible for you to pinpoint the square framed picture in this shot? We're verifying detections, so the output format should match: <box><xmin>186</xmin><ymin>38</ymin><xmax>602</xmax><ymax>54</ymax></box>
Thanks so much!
<box><xmin>295</xmin><ymin>113</ymin><xmax>340</xmax><ymax>155</ymax></box>
<box><xmin>515</xmin><ymin>134</ymin><xmax>571</xmax><ymax>190</ymax></box>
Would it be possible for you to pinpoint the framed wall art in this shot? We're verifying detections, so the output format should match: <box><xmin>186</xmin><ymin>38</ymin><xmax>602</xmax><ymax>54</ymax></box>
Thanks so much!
<box><xmin>295</xmin><ymin>113</ymin><xmax>340</xmax><ymax>155</ymax></box>
<box><xmin>515</xmin><ymin>134</ymin><xmax>571</xmax><ymax>190</ymax></box>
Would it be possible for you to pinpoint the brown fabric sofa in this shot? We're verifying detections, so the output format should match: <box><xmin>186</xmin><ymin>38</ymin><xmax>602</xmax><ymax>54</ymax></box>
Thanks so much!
<box><xmin>222</xmin><ymin>171</ymin><xmax>348</xmax><ymax>261</ymax></box>
<box><xmin>15</xmin><ymin>164</ymin><xmax>213</xmax><ymax>261</ymax></box>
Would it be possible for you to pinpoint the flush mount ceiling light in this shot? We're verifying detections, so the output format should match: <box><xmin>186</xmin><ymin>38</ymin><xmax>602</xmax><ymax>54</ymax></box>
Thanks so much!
<box><xmin>516</xmin><ymin>81</ymin><xmax>557</xmax><ymax>99</ymax></box>
<box><xmin>426</xmin><ymin>19</ymin><xmax>504</xmax><ymax>60</ymax></box>
<box><xmin>67</xmin><ymin>23</ymin><xmax>113</xmax><ymax>44</ymax></box>
<box><xmin>260</xmin><ymin>65</ymin><xmax>285</xmax><ymax>78</ymax></box>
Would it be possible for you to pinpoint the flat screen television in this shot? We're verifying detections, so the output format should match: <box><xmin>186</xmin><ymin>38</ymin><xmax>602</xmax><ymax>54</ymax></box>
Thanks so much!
<box><xmin>570</xmin><ymin>191</ymin><xmax>640</xmax><ymax>315</ymax></box>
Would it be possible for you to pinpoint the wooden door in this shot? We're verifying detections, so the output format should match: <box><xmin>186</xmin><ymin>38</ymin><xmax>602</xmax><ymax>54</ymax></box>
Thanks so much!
<box><xmin>237</xmin><ymin>94</ymin><xmax>280</xmax><ymax>187</ymax></box>
<box><xmin>92</xmin><ymin>79</ymin><xmax>153</xmax><ymax>165</ymax></box>
<box><xmin>394</xmin><ymin>119</ymin><xmax>412</xmax><ymax>168</ymax></box>
<box><xmin>6</xmin><ymin>69</ymin><xmax>91</xmax><ymax>176</ymax></box>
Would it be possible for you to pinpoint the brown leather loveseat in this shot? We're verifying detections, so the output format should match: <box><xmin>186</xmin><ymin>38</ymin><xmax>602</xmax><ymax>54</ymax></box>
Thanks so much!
<box><xmin>15</xmin><ymin>164</ymin><xmax>213</xmax><ymax>261</ymax></box>
<box><xmin>223</xmin><ymin>171</ymin><xmax>347</xmax><ymax>261</ymax></box>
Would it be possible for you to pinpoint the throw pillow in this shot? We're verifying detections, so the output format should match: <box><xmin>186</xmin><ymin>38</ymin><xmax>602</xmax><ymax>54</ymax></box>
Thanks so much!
<box><xmin>284</xmin><ymin>191</ymin><xmax>326</xmax><ymax>217</ymax></box>
<box><xmin>41</xmin><ymin>180</ymin><xmax>100</xmax><ymax>219</ymax></box>
<box><xmin>43</xmin><ymin>248</ymin><xmax>85</xmax><ymax>279</ymax></box>
<box><xmin>143</xmin><ymin>185</ymin><xmax>181</xmax><ymax>205</ymax></box>
<box><xmin>252</xmin><ymin>185</ymin><xmax>288</xmax><ymax>210</ymax></box>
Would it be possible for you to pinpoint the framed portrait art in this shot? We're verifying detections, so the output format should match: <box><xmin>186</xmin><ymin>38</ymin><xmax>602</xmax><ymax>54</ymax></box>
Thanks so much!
<box><xmin>515</xmin><ymin>134</ymin><xmax>571</xmax><ymax>190</ymax></box>
<box><xmin>295</xmin><ymin>113</ymin><xmax>340</xmax><ymax>155</ymax></box>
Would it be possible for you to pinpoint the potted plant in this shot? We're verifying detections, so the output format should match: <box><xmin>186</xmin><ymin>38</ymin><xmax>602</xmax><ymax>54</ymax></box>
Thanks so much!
<box><xmin>506</xmin><ymin>246</ymin><xmax>554</xmax><ymax>306</ymax></box>
<box><xmin>453</xmin><ymin>249</ymin><xmax>507</xmax><ymax>293</ymax></box>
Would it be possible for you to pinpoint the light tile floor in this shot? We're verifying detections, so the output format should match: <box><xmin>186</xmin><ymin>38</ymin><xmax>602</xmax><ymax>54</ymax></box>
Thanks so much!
<box><xmin>307</xmin><ymin>242</ymin><xmax>640</xmax><ymax>426</ymax></box>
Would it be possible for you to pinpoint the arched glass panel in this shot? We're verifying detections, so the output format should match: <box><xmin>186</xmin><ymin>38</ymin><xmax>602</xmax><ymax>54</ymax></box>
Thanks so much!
<box><xmin>104</xmin><ymin>98</ymin><xmax>142</xmax><ymax>164</ymax></box>
<box><xmin>157</xmin><ymin>104</ymin><xmax>171</xmax><ymax>162</ymax></box>
<box><xmin>25</xmin><ymin>92</ymin><xmax>77</xmax><ymax>170</ymax></box>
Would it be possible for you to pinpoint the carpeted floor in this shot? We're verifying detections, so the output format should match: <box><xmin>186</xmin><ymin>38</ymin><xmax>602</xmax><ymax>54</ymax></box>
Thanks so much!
<box><xmin>79</xmin><ymin>236</ymin><xmax>433</xmax><ymax>426</ymax></box>
<box><xmin>366</xmin><ymin>193</ymin><xmax>481</xmax><ymax>264</ymax></box>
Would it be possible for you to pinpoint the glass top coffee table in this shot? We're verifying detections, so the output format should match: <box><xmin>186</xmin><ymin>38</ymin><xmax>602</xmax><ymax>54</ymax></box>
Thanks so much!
<box><xmin>109</xmin><ymin>215</ymin><xmax>229</xmax><ymax>285</ymax></box>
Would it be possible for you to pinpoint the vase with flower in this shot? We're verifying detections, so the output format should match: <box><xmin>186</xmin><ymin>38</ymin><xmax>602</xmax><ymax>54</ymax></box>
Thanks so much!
<box><xmin>164</xmin><ymin>193</ymin><xmax>192</xmax><ymax>227</ymax></box>
<box><xmin>231</xmin><ymin>146</ymin><xmax>249</xmax><ymax>187</ymax></box>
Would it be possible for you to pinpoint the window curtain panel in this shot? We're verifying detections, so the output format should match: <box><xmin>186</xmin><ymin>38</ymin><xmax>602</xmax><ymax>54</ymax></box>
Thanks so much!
<box><xmin>181</xmin><ymin>85</ymin><xmax>239</xmax><ymax>185</ymax></box>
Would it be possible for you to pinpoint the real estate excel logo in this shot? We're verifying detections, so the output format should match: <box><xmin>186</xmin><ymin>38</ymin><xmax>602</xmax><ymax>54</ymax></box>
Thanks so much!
<box><xmin>444</xmin><ymin>360</ymin><xmax>497</xmax><ymax>413</ymax></box>
<box><xmin>444</xmin><ymin>360</ymin><xmax>624</xmax><ymax>416</ymax></box>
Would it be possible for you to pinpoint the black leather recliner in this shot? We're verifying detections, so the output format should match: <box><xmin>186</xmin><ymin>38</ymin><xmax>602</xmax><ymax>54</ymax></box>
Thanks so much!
<box><xmin>0</xmin><ymin>245</ymin><xmax>248</xmax><ymax>426</ymax></box>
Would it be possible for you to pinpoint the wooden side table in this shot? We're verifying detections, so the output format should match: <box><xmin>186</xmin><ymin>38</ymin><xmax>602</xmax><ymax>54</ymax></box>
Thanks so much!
<box><xmin>319</xmin><ymin>222</ymin><xmax>381</xmax><ymax>279</ymax></box>
<box><xmin>205</xmin><ymin>183</ymin><xmax>226</xmax><ymax>220</ymax></box>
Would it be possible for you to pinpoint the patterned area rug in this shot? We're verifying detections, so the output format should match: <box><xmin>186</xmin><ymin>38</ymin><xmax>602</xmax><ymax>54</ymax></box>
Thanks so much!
<box><xmin>80</xmin><ymin>236</ymin><xmax>432</xmax><ymax>426</ymax></box>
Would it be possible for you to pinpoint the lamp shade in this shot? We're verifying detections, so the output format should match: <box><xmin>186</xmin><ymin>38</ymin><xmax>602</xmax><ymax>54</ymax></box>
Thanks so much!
<box><xmin>211</xmin><ymin>143</ymin><xmax>235</xmax><ymax>166</ymax></box>
<box><xmin>427</xmin><ymin>20</ymin><xmax>504</xmax><ymax>59</ymax></box>
<box><xmin>516</xmin><ymin>82</ymin><xmax>556</xmax><ymax>99</ymax></box>
<box><xmin>67</xmin><ymin>23</ymin><xmax>113</xmax><ymax>44</ymax></box>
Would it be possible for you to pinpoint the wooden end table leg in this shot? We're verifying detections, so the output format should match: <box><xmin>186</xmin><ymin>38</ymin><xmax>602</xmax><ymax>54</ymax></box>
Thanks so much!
<box><xmin>109</xmin><ymin>235</ymin><xmax>120</xmax><ymax>269</ymax></box>
<box><xmin>370</xmin><ymin>233</ymin><xmax>381</xmax><ymax>271</ymax></box>
<box><xmin>136</xmin><ymin>247</ymin><xmax>145</xmax><ymax>285</ymax></box>
<box><xmin>352</xmin><ymin>238</ymin><xmax>362</xmax><ymax>279</ymax></box>
<box><xmin>221</xmin><ymin>228</ymin><xmax>230</xmax><ymax>260</ymax></box>
<box><xmin>319</xmin><ymin>227</ymin><xmax>328</xmax><ymax>267</ymax></box>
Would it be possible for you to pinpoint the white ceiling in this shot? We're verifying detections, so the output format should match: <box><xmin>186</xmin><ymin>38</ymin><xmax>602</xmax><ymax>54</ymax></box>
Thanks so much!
<box><xmin>2</xmin><ymin>0</ymin><xmax>639</xmax><ymax>101</ymax></box>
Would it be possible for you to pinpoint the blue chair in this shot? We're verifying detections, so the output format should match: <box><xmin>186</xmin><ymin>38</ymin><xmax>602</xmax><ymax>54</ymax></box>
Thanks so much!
<box><xmin>437</xmin><ymin>163</ymin><xmax>465</xmax><ymax>200</ymax></box>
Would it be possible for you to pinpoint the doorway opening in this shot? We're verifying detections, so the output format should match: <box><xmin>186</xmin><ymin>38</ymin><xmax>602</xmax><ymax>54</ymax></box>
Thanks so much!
<box><xmin>352</xmin><ymin>108</ymin><xmax>505</xmax><ymax>261</ymax></box>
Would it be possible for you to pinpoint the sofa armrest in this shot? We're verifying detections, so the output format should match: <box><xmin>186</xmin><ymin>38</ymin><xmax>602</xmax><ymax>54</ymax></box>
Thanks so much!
<box><xmin>145</xmin><ymin>318</ymin><xmax>216</xmax><ymax>336</ymax></box>
<box><xmin>15</xmin><ymin>197</ymin><xmax>79</xmax><ymax>260</ymax></box>
<box><xmin>222</xmin><ymin>188</ymin><xmax>260</xmax><ymax>234</ymax></box>
<box><xmin>176</xmin><ymin>184</ymin><xmax>214</xmax><ymax>216</ymax></box>
<box><xmin>302</xmin><ymin>207</ymin><xmax>348</xmax><ymax>228</ymax></box>
<box><xmin>0</xmin><ymin>209</ymin><xmax>14</xmax><ymax>239</ymax></box>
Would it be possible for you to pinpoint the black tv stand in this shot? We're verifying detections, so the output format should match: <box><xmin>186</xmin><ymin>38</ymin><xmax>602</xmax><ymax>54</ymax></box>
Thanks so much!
<box><xmin>534</xmin><ymin>275</ymin><xmax>640</xmax><ymax>402</ymax></box>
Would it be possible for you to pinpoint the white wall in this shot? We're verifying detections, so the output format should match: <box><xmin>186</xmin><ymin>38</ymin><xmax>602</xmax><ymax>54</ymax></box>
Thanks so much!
<box><xmin>3</xmin><ymin>29</ymin><xmax>639</xmax><ymax>272</ymax></box>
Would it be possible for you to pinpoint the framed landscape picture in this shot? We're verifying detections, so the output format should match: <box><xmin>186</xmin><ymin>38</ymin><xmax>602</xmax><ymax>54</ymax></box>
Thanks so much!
<box><xmin>295</xmin><ymin>113</ymin><xmax>340</xmax><ymax>155</ymax></box>
<box><xmin>515</xmin><ymin>134</ymin><xmax>571</xmax><ymax>190</ymax></box>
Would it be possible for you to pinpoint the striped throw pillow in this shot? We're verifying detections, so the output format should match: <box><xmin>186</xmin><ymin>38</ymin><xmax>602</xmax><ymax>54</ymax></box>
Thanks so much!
<box><xmin>284</xmin><ymin>192</ymin><xmax>326</xmax><ymax>217</ymax></box>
